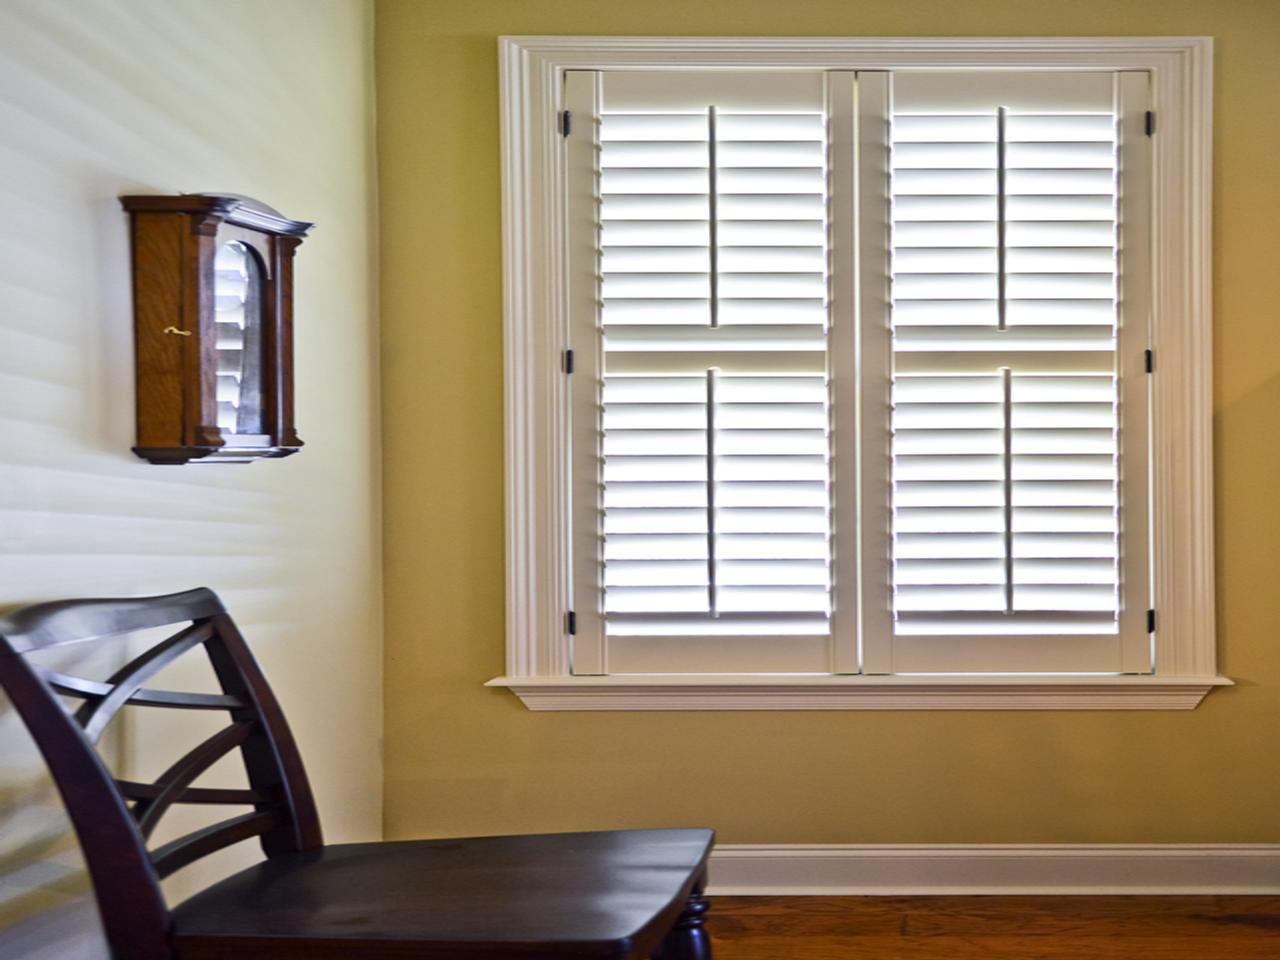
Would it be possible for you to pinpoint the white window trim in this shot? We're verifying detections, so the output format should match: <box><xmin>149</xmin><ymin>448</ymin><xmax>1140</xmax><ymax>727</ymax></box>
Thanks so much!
<box><xmin>494</xmin><ymin>34</ymin><xmax>1223</xmax><ymax>710</ymax></box>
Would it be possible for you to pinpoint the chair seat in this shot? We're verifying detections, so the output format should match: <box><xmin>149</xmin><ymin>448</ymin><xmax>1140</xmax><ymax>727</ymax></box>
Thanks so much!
<box><xmin>171</xmin><ymin>828</ymin><xmax>714</xmax><ymax>959</ymax></box>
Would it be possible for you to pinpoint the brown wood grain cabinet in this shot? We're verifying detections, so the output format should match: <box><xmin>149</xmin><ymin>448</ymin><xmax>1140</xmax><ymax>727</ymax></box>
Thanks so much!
<box><xmin>120</xmin><ymin>194</ymin><xmax>311</xmax><ymax>464</ymax></box>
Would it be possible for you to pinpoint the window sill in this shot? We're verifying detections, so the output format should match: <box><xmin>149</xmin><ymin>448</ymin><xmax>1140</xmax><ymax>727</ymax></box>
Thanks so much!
<box><xmin>486</xmin><ymin>674</ymin><xmax>1232</xmax><ymax>711</ymax></box>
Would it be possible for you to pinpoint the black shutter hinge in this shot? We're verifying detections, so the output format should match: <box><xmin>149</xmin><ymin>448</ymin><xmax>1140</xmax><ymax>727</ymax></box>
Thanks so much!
<box><xmin>1147</xmin><ymin>609</ymin><xmax>1156</xmax><ymax>633</ymax></box>
<box><xmin>560</xmin><ymin>109</ymin><xmax>572</xmax><ymax>137</ymax></box>
<box><xmin>1144</xmin><ymin>110</ymin><xmax>1155</xmax><ymax>137</ymax></box>
<box><xmin>564</xmin><ymin>348</ymin><xmax>575</xmax><ymax>374</ymax></box>
<box><xmin>567</xmin><ymin>610</ymin><xmax>577</xmax><ymax>635</ymax></box>
<box><xmin>1144</xmin><ymin>348</ymin><xmax>1153</xmax><ymax>373</ymax></box>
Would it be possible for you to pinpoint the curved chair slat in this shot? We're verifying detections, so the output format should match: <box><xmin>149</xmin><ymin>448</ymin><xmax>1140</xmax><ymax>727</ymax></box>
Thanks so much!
<box><xmin>135</xmin><ymin>721</ymin><xmax>257</xmax><ymax>839</ymax></box>
<box><xmin>0</xmin><ymin>588</ymin><xmax>224</xmax><ymax>653</ymax></box>
<box><xmin>42</xmin><ymin>669</ymin><xmax>245</xmax><ymax>710</ymax></box>
<box><xmin>151</xmin><ymin>811</ymin><xmax>283</xmax><ymax>880</ymax></box>
<box><xmin>75</xmin><ymin>622</ymin><xmax>215</xmax><ymax>743</ymax></box>
<box><xmin>116</xmin><ymin>779</ymin><xmax>269</xmax><ymax>806</ymax></box>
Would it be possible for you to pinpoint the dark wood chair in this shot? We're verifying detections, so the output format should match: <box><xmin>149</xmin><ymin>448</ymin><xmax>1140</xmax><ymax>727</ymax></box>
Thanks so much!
<box><xmin>0</xmin><ymin>588</ymin><xmax>713</xmax><ymax>959</ymax></box>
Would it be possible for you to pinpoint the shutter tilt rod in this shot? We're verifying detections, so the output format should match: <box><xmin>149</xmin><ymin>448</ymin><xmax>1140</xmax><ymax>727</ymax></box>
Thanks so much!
<box><xmin>706</xmin><ymin>367</ymin><xmax>719</xmax><ymax>617</ymax></box>
<box><xmin>1002</xmin><ymin>366</ymin><xmax>1014</xmax><ymax>613</ymax></box>
<box><xmin>707</xmin><ymin>105</ymin><xmax>720</xmax><ymax>329</ymax></box>
<box><xmin>996</xmin><ymin>106</ymin><xmax>1008</xmax><ymax>332</ymax></box>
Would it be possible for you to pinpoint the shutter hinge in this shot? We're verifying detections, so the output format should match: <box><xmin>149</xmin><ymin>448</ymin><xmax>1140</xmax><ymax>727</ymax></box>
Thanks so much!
<box><xmin>1147</xmin><ymin>608</ymin><xmax>1156</xmax><ymax>633</ymax></box>
<box><xmin>1144</xmin><ymin>110</ymin><xmax>1155</xmax><ymax>137</ymax></box>
<box><xmin>559</xmin><ymin>109</ymin><xmax>572</xmax><ymax>137</ymax></box>
<box><xmin>567</xmin><ymin>610</ymin><xmax>577</xmax><ymax>635</ymax></box>
<box><xmin>1144</xmin><ymin>348</ymin><xmax>1153</xmax><ymax>374</ymax></box>
<box><xmin>563</xmin><ymin>348</ymin><xmax>575</xmax><ymax>374</ymax></box>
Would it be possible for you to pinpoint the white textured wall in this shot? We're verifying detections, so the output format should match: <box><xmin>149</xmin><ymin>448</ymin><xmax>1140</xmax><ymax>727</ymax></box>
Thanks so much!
<box><xmin>0</xmin><ymin>0</ymin><xmax>382</xmax><ymax>954</ymax></box>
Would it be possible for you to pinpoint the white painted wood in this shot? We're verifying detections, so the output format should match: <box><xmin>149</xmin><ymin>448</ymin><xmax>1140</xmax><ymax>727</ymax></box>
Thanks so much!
<box><xmin>706</xmin><ymin>843</ymin><xmax>1280</xmax><ymax>895</ymax></box>
<box><xmin>607</xmin><ymin>635</ymin><xmax>831</xmax><ymax>674</ymax></box>
<box><xmin>498</xmin><ymin>35</ymin><xmax>1215</xmax><ymax>697</ymax></box>
<box><xmin>501</xmin><ymin>36</ymin><xmax>572</xmax><ymax>676</ymax></box>
<box><xmin>499</xmin><ymin>35</ymin><xmax>1214</xmax><ymax>69</ymax></box>
<box><xmin>565</xmin><ymin>69</ymin><xmax>606</xmax><ymax>675</ymax></box>
<box><xmin>893</xmin><ymin>71</ymin><xmax>1115</xmax><ymax>110</ymax></box>
<box><xmin>1116</xmin><ymin>70</ymin><xmax>1155</xmax><ymax>674</ymax></box>
<box><xmin>600</xmin><ymin>70</ymin><xmax>825</xmax><ymax>110</ymax></box>
<box><xmin>1147</xmin><ymin>39</ymin><xmax>1216</xmax><ymax>677</ymax></box>
<box><xmin>881</xmin><ymin>70</ymin><xmax>1144</xmax><ymax>674</ymax></box>
<box><xmin>882</xmin><ymin>634</ymin><xmax>1136</xmax><ymax>674</ymax></box>
<box><xmin>853</xmin><ymin>71</ymin><xmax>895</xmax><ymax>675</ymax></box>
<box><xmin>487</xmin><ymin>674</ymin><xmax>1231</xmax><ymax>710</ymax></box>
<box><xmin>582</xmin><ymin>71</ymin><xmax>838</xmax><ymax>671</ymax></box>
<box><xmin>827</xmin><ymin>70</ymin><xmax>859</xmax><ymax>674</ymax></box>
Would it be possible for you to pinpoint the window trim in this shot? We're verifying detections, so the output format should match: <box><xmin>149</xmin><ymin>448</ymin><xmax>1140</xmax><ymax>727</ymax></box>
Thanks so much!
<box><xmin>497</xmin><ymin>34</ymin><xmax>1221</xmax><ymax>710</ymax></box>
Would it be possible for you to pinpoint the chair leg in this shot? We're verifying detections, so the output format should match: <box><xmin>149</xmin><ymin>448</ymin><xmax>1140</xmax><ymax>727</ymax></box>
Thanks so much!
<box><xmin>652</xmin><ymin>878</ymin><xmax>711</xmax><ymax>960</ymax></box>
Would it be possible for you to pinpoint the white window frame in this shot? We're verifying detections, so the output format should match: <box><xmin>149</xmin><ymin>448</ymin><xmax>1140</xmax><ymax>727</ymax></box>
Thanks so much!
<box><xmin>491</xmin><ymin>35</ymin><xmax>1225</xmax><ymax>711</ymax></box>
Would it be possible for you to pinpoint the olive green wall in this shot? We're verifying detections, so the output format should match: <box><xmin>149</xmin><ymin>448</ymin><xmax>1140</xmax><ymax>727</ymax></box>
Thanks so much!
<box><xmin>376</xmin><ymin>0</ymin><xmax>1280</xmax><ymax>843</ymax></box>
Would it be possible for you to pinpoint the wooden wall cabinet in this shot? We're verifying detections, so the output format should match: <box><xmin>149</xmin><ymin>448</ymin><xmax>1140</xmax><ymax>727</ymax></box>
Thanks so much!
<box><xmin>120</xmin><ymin>195</ymin><xmax>313</xmax><ymax>464</ymax></box>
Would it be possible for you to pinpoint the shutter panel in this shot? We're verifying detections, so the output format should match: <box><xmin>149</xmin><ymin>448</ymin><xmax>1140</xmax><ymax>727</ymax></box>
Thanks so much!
<box><xmin>883</xmin><ymin>72</ymin><xmax>1150</xmax><ymax>665</ymax></box>
<box><xmin>572</xmin><ymin>71</ymin><xmax>840</xmax><ymax>673</ymax></box>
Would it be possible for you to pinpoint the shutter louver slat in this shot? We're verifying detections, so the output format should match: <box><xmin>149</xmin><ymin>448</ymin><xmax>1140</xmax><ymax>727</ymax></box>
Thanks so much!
<box><xmin>597</xmin><ymin>86</ymin><xmax>832</xmax><ymax>644</ymax></box>
<box><xmin>890</xmin><ymin>84</ymin><xmax>1122</xmax><ymax>636</ymax></box>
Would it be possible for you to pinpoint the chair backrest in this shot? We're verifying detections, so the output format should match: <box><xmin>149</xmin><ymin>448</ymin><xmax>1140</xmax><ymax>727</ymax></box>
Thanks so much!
<box><xmin>0</xmin><ymin>588</ymin><xmax>322</xmax><ymax>960</ymax></box>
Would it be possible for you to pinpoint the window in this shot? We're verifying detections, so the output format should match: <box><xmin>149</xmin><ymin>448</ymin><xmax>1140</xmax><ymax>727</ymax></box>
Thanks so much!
<box><xmin>495</xmin><ymin>37</ymin><xmax>1222</xmax><ymax>710</ymax></box>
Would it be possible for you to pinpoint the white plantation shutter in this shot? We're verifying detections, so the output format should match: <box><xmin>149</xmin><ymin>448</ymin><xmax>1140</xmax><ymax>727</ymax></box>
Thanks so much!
<box><xmin>565</xmin><ymin>68</ymin><xmax>1151</xmax><ymax>677</ymax></box>
<box><xmin>864</xmin><ymin>71</ymin><xmax>1152</xmax><ymax>673</ymax></box>
<box><xmin>567</xmin><ymin>70</ymin><xmax>849</xmax><ymax>674</ymax></box>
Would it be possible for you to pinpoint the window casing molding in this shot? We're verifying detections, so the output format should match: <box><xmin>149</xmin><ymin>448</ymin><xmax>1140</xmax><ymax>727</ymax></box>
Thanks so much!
<box><xmin>496</xmin><ymin>35</ymin><xmax>1220</xmax><ymax>710</ymax></box>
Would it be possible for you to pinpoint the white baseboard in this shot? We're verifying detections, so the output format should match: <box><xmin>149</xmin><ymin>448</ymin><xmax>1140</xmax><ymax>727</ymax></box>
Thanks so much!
<box><xmin>706</xmin><ymin>844</ymin><xmax>1280</xmax><ymax>895</ymax></box>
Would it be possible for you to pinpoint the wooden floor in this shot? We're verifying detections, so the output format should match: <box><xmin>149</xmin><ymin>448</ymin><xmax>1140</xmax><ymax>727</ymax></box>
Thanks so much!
<box><xmin>708</xmin><ymin>895</ymin><xmax>1280</xmax><ymax>959</ymax></box>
